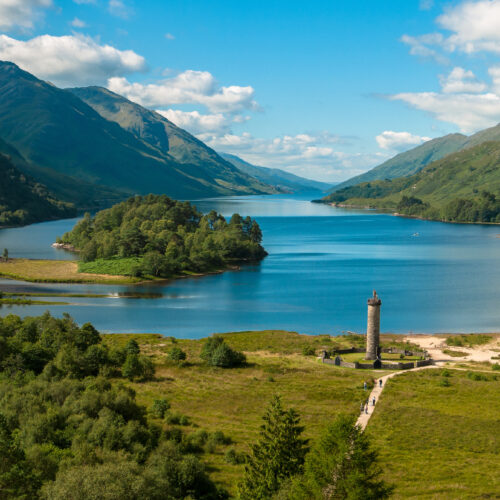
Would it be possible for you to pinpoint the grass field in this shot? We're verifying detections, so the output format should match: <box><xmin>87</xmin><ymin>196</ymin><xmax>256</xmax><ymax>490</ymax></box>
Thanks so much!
<box><xmin>101</xmin><ymin>331</ymin><xmax>500</xmax><ymax>497</ymax></box>
<box><xmin>0</xmin><ymin>258</ymin><xmax>143</xmax><ymax>283</ymax></box>
<box><xmin>102</xmin><ymin>331</ymin><xmax>374</xmax><ymax>493</ymax></box>
<box><xmin>367</xmin><ymin>368</ymin><xmax>500</xmax><ymax>499</ymax></box>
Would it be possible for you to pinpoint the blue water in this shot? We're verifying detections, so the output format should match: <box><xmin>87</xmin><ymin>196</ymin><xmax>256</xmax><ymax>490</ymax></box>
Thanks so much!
<box><xmin>0</xmin><ymin>193</ymin><xmax>499</xmax><ymax>336</ymax></box>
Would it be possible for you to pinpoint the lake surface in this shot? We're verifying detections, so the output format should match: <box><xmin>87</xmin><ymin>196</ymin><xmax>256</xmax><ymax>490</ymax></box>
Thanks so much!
<box><xmin>0</xmin><ymin>193</ymin><xmax>499</xmax><ymax>336</ymax></box>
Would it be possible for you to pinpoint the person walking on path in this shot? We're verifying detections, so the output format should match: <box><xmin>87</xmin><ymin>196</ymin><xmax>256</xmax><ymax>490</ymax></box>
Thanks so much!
<box><xmin>360</xmin><ymin>403</ymin><xmax>364</xmax><ymax>413</ymax></box>
<box><xmin>364</xmin><ymin>381</ymin><xmax>367</xmax><ymax>391</ymax></box>
<box><xmin>372</xmin><ymin>396</ymin><xmax>376</xmax><ymax>406</ymax></box>
<box><xmin>365</xmin><ymin>405</ymin><xmax>368</xmax><ymax>414</ymax></box>
<box><xmin>379</xmin><ymin>379</ymin><xmax>383</xmax><ymax>388</ymax></box>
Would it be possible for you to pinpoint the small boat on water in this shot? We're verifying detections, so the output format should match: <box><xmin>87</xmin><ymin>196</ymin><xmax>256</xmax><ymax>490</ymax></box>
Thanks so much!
<box><xmin>412</xmin><ymin>232</ymin><xmax>420</xmax><ymax>237</ymax></box>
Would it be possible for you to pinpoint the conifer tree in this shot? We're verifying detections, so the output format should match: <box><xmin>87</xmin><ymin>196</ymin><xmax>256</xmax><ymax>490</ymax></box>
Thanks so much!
<box><xmin>238</xmin><ymin>395</ymin><xmax>309</xmax><ymax>499</ymax></box>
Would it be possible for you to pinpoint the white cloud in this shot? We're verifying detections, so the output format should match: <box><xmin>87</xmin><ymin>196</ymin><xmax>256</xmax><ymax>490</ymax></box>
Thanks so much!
<box><xmin>439</xmin><ymin>67</ymin><xmax>487</xmax><ymax>93</ymax></box>
<box><xmin>108</xmin><ymin>0</ymin><xmax>132</xmax><ymax>19</ymax></box>
<box><xmin>391</xmin><ymin>91</ymin><xmax>500</xmax><ymax>133</ymax></box>
<box><xmin>400</xmin><ymin>33</ymin><xmax>447</xmax><ymax>63</ymax></box>
<box><xmin>0</xmin><ymin>0</ymin><xmax>52</xmax><ymax>31</ymax></box>
<box><xmin>73</xmin><ymin>0</ymin><xmax>96</xmax><ymax>4</ymax></box>
<box><xmin>107</xmin><ymin>71</ymin><xmax>258</xmax><ymax>113</ymax></box>
<box><xmin>165</xmin><ymin>33</ymin><xmax>175</xmax><ymax>40</ymax></box>
<box><xmin>376</xmin><ymin>131</ymin><xmax>431</xmax><ymax>151</ymax></box>
<box><xmin>437</xmin><ymin>0</ymin><xmax>500</xmax><ymax>54</ymax></box>
<box><xmin>196</xmin><ymin>132</ymin><xmax>381</xmax><ymax>182</ymax></box>
<box><xmin>156</xmin><ymin>109</ymin><xmax>232</xmax><ymax>134</ymax></box>
<box><xmin>0</xmin><ymin>34</ymin><xmax>146</xmax><ymax>87</ymax></box>
<box><xmin>70</xmin><ymin>17</ymin><xmax>87</xmax><ymax>28</ymax></box>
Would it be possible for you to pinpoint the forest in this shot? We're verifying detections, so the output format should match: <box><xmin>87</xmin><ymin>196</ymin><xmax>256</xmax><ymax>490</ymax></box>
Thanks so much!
<box><xmin>60</xmin><ymin>195</ymin><xmax>266</xmax><ymax>278</ymax></box>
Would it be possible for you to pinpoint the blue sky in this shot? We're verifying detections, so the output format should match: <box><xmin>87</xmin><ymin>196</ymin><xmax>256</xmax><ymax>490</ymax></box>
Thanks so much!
<box><xmin>2</xmin><ymin>0</ymin><xmax>500</xmax><ymax>181</ymax></box>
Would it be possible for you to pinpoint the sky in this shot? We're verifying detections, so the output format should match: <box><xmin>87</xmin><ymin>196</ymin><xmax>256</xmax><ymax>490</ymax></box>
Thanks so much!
<box><xmin>2</xmin><ymin>0</ymin><xmax>500</xmax><ymax>182</ymax></box>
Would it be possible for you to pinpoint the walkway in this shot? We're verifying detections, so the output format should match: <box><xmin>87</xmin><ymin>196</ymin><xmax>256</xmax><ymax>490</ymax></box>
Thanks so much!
<box><xmin>356</xmin><ymin>364</ymin><xmax>441</xmax><ymax>430</ymax></box>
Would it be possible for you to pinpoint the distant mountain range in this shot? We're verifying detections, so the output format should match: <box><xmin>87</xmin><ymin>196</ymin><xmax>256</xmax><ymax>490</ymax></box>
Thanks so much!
<box><xmin>0</xmin><ymin>61</ymin><xmax>277</xmax><ymax>217</ymax></box>
<box><xmin>219</xmin><ymin>153</ymin><xmax>333</xmax><ymax>193</ymax></box>
<box><xmin>321</xmin><ymin>140</ymin><xmax>500</xmax><ymax>223</ymax></box>
<box><xmin>331</xmin><ymin>122</ymin><xmax>500</xmax><ymax>192</ymax></box>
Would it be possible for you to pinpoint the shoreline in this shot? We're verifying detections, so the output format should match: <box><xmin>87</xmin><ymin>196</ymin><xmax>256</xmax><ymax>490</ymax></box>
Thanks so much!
<box><xmin>322</xmin><ymin>201</ymin><xmax>500</xmax><ymax>225</ymax></box>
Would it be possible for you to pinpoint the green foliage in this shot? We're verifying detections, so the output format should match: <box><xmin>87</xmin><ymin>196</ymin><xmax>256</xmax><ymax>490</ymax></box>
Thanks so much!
<box><xmin>61</xmin><ymin>195</ymin><xmax>266</xmax><ymax>278</ymax></box>
<box><xmin>281</xmin><ymin>414</ymin><xmax>392</xmax><ymax>500</ymax></box>
<box><xmin>122</xmin><ymin>354</ymin><xmax>155</xmax><ymax>381</ymax></box>
<box><xmin>323</xmin><ymin>140</ymin><xmax>500</xmax><ymax>223</ymax></box>
<box><xmin>0</xmin><ymin>314</ymin><xmax>223</xmax><ymax>499</ymax></box>
<box><xmin>167</xmin><ymin>346</ymin><xmax>187</xmax><ymax>362</ymax></box>
<box><xmin>0</xmin><ymin>153</ymin><xmax>75</xmax><ymax>228</ymax></box>
<box><xmin>446</xmin><ymin>334</ymin><xmax>492</xmax><ymax>348</ymax></box>
<box><xmin>150</xmin><ymin>399</ymin><xmax>170</xmax><ymax>419</ymax></box>
<box><xmin>225</xmin><ymin>448</ymin><xmax>246</xmax><ymax>465</ymax></box>
<box><xmin>2</xmin><ymin>248</ymin><xmax>8</xmax><ymax>260</ymax></box>
<box><xmin>302</xmin><ymin>346</ymin><xmax>316</xmax><ymax>356</ymax></box>
<box><xmin>125</xmin><ymin>339</ymin><xmax>140</xmax><ymax>355</ymax></box>
<box><xmin>201</xmin><ymin>336</ymin><xmax>246</xmax><ymax>368</ymax></box>
<box><xmin>238</xmin><ymin>395</ymin><xmax>309</xmax><ymax>499</ymax></box>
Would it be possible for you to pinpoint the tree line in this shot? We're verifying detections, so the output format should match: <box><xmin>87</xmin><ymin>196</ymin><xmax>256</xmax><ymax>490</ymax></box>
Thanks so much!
<box><xmin>59</xmin><ymin>194</ymin><xmax>266</xmax><ymax>278</ymax></box>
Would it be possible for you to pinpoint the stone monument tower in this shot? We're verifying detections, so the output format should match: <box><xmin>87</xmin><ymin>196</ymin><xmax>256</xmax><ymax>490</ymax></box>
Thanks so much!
<box><xmin>366</xmin><ymin>290</ymin><xmax>381</xmax><ymax>360</ymax></box>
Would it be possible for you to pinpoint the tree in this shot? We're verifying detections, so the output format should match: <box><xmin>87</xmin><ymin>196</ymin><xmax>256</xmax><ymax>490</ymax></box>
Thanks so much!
<box><xmin>122</xmin><ymin>354</ymin><xmax>142</xmax><ymax>380</ymax></box>
<box><xmin>2</xmin><ymin>248</ymin><xmax>8</xmax><ymax>261</ymax></box>
<box><xmin>282</xmin><ymin>414</ymin><xmax>392</xmax><ymax>500</ymax></box>
<box><xmin>238</xmin><ymin>395</ymin><xmax>309</xmax><ymax>499</ymax></box>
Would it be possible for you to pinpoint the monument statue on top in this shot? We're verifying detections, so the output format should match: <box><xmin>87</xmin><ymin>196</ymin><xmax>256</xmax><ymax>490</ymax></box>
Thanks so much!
<box><xmin>366</xmin><ymin>290</ymin><xmax>381</xmax><ymax>360</ymax></box>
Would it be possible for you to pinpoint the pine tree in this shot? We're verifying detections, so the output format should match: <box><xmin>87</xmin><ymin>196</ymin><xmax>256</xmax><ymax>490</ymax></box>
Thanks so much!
<box><xmin>282</xmin><ymin>414</ymin><xmax>392</xmax><ymax>500</ymax></box>
<box><xmin>238</xmin><ymin>395</ymin><xmax>309</xmax><ymax>499</ymax></box>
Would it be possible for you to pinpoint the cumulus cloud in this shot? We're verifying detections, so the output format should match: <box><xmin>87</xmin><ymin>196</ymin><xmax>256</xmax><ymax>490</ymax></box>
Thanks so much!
<box><xmin>107</xmin><ymin>71</ymin><xmax>258</xmax><ymax>113</ymax></box>
<box><xmin>0</xmin><ymin>34</ymin><xmax>146</xmax><ymax>87</ymax></box>
<box><xmin>437</xmin><ymin>0</ymin><xmax>500</xmax><ymax>54</ymax></box>
<box><xmin>391</xmin><ymin>91</ymin><xmax>500</xmax><ymax>133</ymax></box>
<box><xmin>376</xmin><ymin>131</ymin><xmax>431</xmax><ymax>151</ymax></box>
<box><xmin>156</xmin><ymin>109</ymin><xmax>234</xmax><ymax>135</ymax></box>
<box><xmin>195</xmin><ymin>131</ymin><xmax>381</xmax><ymax>182</ymax></box>
<box><xmin>439</xmin><ymin>67</ymin><xmax>487</xmax><ymax>94</ymax></box>
<box><xmin>0</xmin><ymin>0</ymin><xmax>52</xmax><ymax>31</ymax></box>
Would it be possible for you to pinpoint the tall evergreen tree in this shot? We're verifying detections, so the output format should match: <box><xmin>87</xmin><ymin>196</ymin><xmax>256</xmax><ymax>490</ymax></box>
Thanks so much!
<box><xmin>281</xmin><ymin>414</ymin><xmax>392</xmax><ymax>500</ymax></box>
<box><xmin>238</xmin><ymin>395</ymin><xmax>309</xmax><ymax>500</ymax></box>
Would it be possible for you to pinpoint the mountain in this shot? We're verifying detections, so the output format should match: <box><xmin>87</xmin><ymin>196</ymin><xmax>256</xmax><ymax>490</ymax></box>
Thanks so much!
<box><xmin>67</xmin><ymin>86</ymin><xmax>276</xmax><ymax>196</ymax></box>
<box><xmin>0</xmin><ymin>147</ymin><xmax>75</xmax><ymax>227</ymax></box>
<box><xmin>321</xmin><ymin>141</ymin><xmax>500</xmax><ymax>223</ymax></box>
<box><xmin>220</xmin><ymin>153</ymin><xmax>333</xmax><ymax>193</ymax></box>
<box><xmin>0</xmin><ymin>61</ymin><xmax>274</xmax><ymax>207</ymax></box>
<box><xmin>331</xmin><ymin>122</ymin><xmax>500</xmax><ymax>194</ymax></box>
<box><xmin>331</xmin><ymin>134</ymin><xmax>468</xmax><ymax>192</ymax></box>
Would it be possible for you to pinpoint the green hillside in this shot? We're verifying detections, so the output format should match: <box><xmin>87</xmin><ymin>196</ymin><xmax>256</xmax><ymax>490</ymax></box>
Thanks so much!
<box><xmin>220</xmin><ymin>153</ymin><xmax>333</xmax><ymax>192</ymax></box>
<box><xmin>0</xmin><ymin>61</ymin><xmax>274</xmax><ymax>205</ymax></box>
<box><xmin>321</xmin><ymin>141</ymin><xmax>500</xmax><ymax>223</ymax></box>
<box><xmin>68</xmin><ymin>86</ymin><xmax>276</xmax><ymax>196</ymax></box>
<box><xmin>332</xmin><ymin>133</ymin><xmax>468</xmax><ymax>191</ymax></box>
<box><xmin>0</xmin><ymin>151</ymin><xmax>75</xmax><ymax>227</ymax></box>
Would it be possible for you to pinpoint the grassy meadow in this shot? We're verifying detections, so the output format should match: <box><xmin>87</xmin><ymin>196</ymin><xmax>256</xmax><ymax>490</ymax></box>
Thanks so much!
<box><xmin>101</xmin><ymin>331</ymin><xmax>500</xmax><ymax>497</ymax></box>
<box><xmin>367</xmin><ymin>368</ymin><xmax>500</xmax><ymax>499</ymax></box>
<box><xmin>0</xmin><ymin>258</ymin><xmax>143</xmax><ymax>283</ymax></box>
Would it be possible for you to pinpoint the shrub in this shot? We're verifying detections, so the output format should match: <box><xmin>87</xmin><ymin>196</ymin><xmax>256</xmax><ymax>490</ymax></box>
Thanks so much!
<box><xmin>302</xmin><ymin>346</ymin><xmax>316</xmax><ymax>356</ymax></box>
<box><xmin>439</xmin><ymin>378</ymin><xmax>451</xmax><ymax>387</ymax></box>
<box><xmin>225</xmin><ymin>448</ymin><xmax>246</xmax><ymax>465</ymax></box>
<box><xmin>167</xmin><ymin>346</ymin><xmax>187</xmax><ymax>362</ymax></box>
<box><xmin>201</xmin><ymin>336</ymin><xmax>246</xmax><ymax>368</ymax></box>
<box><xmin>165</xmin><ymin>412</ymin><xmax>190</xmax><ymax>426</ymax></box>
<box><xmin>492</xmin><ymin>363</ymin><xmax>500</xmax><ymax>371</ymax></box>
<box><xmin>150</xmin><ymin>399</ymin><xmax>170</xmax><ymax>419</ymax></box>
